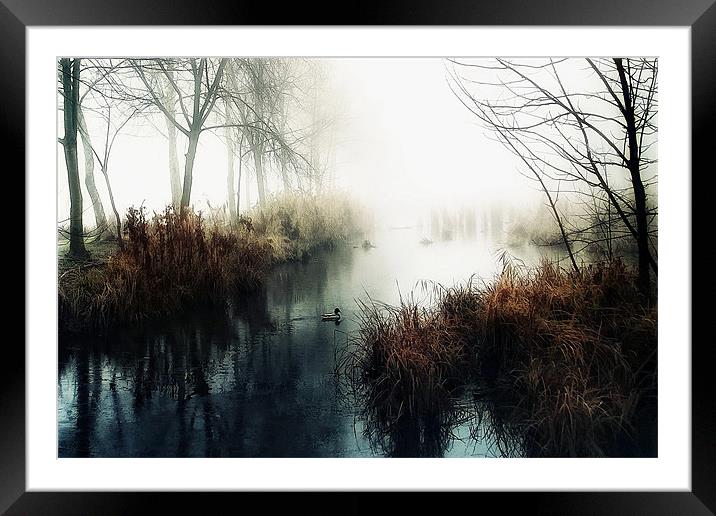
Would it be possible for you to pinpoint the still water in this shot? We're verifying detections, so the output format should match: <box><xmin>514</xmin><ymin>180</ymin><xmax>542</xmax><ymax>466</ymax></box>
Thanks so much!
<box><xmin>58</xmin><ymin>224</ymin><xmax>562</xmax><ymax>457</ymax></box>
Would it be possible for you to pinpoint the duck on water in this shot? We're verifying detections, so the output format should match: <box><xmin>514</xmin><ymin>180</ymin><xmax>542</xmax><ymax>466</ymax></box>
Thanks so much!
<box><xmin>321</xmin><ymin>308</ymin><xmax>342</xmax><ymax>321</ymax></box>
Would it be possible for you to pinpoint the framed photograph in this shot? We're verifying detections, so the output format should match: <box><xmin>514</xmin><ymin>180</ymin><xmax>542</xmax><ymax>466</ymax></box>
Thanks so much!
<box><xmin>9</xmin><ymin>0</ymin><xmax>709</xmax><ymax>513</ymax></box>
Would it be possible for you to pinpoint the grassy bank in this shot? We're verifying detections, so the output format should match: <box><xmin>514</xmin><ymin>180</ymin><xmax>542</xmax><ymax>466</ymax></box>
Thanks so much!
<box><xmin>59</xmin><ymin>193</ymin><xmax>363</xmax><ymax>333</ymax></box>
<box><xmin>251</xmin><ymin>194</ymin><xmax>364</xmax><ymax>261</ymax></box>
<box><xmin>348</xmin><ymin>259</ymin><xmax>657</xmax><ymax>457</ymax></box>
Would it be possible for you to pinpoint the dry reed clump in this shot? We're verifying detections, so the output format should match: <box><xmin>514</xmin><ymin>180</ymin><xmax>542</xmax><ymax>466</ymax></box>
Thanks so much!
<box><xmin>465</xmin><ymin>259</ymin><xmax>657</xmax><ymax>457</ymax></box>
<box><xmin>353</xmin><ymin>297</ymin><xmax>467</xmax><ymax>417</ymax></box>
<box><xmin>344</xmin><ymin>294</ymin><xmax>471</xmax><ymax>456</ymax></box>
<box><xmin>350</xmin><ymin>259</ymin><xmax>657</xmax><ymax>457</ymax></box>
<box><xmin>59</xmin><ymin>206</ymin><xmax>273</xmax><ymax>332</ymax></box>
<box><xmin>59</xmin><ymin>195</ymin><xmax>365</xmax><ymax>333</ymax></box>
<box><xmin>250</xmin><ymin>193</ymin><xmax>364</xmax><ymax>261</ymax></box>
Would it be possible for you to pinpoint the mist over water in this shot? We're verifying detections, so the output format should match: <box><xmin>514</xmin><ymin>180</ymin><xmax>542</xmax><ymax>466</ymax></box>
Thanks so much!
<box><xmin>59</xmin><ymin>223</ymin><xmax>557</xmax><ymax>457</ymax></box>
<box><xmin>57</xmin><ymin>58</ymin><xmax>569</xmax><ymax>458</ymax></box>
<box><xmin>58</xmin><ymin>56</ymin><xmax>656</xmax><ymax>458</ymax></box>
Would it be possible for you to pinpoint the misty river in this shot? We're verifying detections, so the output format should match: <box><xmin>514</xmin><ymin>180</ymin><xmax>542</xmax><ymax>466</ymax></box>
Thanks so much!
<box><xmin>58</xmin><ymin>224</ymin><xmax>565</xmax><ymax>458</ymax></box>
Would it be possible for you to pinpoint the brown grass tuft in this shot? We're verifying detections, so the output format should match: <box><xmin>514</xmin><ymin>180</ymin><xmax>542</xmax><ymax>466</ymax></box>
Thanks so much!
<box><xmin>59</xmin><ymin>194</ymin><xmax>363</xmax><ymax>333</ymax></box>
<box><xmin>59</xmin><ymin>206</ymin><xmax>273</xmax><ymax>331</ymax></box>
<box><xmin>348</xmin><ymin>259</ymin><xmax>657</xmax><ymax>457</ymax></box>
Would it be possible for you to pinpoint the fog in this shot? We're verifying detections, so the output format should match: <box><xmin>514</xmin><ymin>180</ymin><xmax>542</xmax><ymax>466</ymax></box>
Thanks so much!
<box><xmin>57</xmin><ymin>56</ymin><xmax>659</xmax><ymax>459</ymax></box>
<box><xmin>328</xmin><ymin>59</ymin><xmax>538</xmax><ymax>222</ymax></box>
<box><xmin>58</xmin><ymin>58</ymin><xmax>540</xmax><ymax>228</ymax></box>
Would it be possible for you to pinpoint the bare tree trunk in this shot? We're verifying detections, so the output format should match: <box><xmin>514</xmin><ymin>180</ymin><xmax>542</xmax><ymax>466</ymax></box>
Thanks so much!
<box><xmin>277</xmin><ymin>95</ymin><xmax>290</xmax><ymax>192</ymax></box>
<box><xmin>225</xmin><ymin>110</ymin><xmax>236</xmax><ymax>219</ymax></box>
<box><xmin>615</xmin><ymin>58</ymin><xmax>654</xmax><ymax>298</ymax></box>
<box><xmin>310</xmin><ymin>143</ymin><xmax>319</xmax><ymax>194</ymax></box>
<box><xmin>164</xmin><ymin>74</ymin><xmax>182</xmax><ymax>207</ymax></box>
<box><xmin>236</xmin><ymin>137</ymin><xmax>243</xmax><ymax>217</ymax></box>
<box><xmin>77</xmin><ymin>106</ymin><xmax>110</xmax><ymax>239</ymax></box>
<box><xmin>226</xmin><ymin>134</ymin><xmax>236</xmax><ymax>219</ymax></box>
<box><xmin>100</xmin><ymin>166</ymin><xmax>123</xmax><ymax>249</ymax></box>
<box><xmin>252</xmin><ymin>139</ymin><xmax>266</xmax><ymax>205</ymax></box>
<box><xmin>60</xmin><ymin>58</ymin><xmax>88</xmax><ymax>258</ymax></box>
<box><xmin>310</xmin><ymin>86</ymin><xmax>320</xmax><ymax>194</ymax></box>
<box><xmin>166</xmin><ymin>120</ymin><xmax>182</xmax><ymax>208</ymax></box>
<box><xmin>180</xmin><ymin>130</ymin><xmax>200</xmax><ymax>209</ymax></box>
<box><xmin>280</xmin><ymin>155</ymin><xmax>289</xmax><ymax>192</ymax></box>
<box><xmin>245</xmin><ymin>158</ymin><xmax>252</xmax><ymax>210</ymax></box>
<box><xmin>249</xmin><ymin>61</ymin><xmax>267</xmax><ymax>206</ymax></box>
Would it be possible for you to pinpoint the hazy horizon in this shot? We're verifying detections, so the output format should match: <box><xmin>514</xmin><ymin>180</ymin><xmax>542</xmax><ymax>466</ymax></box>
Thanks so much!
<box><xmin>57</xmin><ymin>57</ymin><xmax>546</xmax><ymax>229</ymax></box>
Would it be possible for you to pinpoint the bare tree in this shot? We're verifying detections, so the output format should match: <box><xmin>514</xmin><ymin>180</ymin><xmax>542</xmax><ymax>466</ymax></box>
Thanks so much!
<box><xmin>77</xmin><ymin>106</ymin><xmax>111</xmax><ymax>240</ymax></box>
<box><xmin>70</xmin><ymin>57</ymin><xmax>327</xmax><ymax>223</ymax></box>
<box><xmin>73</xmin><ymin>59</ymin><xmax>146</xmax><ymax>248</ymax></box>
<box><xmin>223</xmin><ymin>99</ymin><xmax>237</xmax><ymax>219</ymax></box>
<box><xmin>85</xmin><ymin>102</ymin><xmax>139</xmax><ymax>248</ymax></box>
<box><xmin>160</xmin><ymin>69</ymin><xmax>183</xmax><ymax>207</ymax></box>
<box><xmin>131</xmin><ymin>58</ymin><xmax>228</xmax><ymax>209</ymax></box>
<box><xmin>222</xmin><ymin>58</ymin><xmax>318</xmax><ymax>205</ymax></box>
<box><xmin>448</xmin><ymin>57</ymin><xmax>657</xmax><ymax>297</ymax></box>
<box><xmin>299</xmin><ymin>61</ymin><xmax>340</xmax><ymax>194</ymax></box>
<box><xmin>58</xmin><ymin>58</ymin><xmax>88</xmax><ymax>258</ymax></box>
<box><xmin>244</xmin><ymin>59</ymin><xmax>269</xmax><ymax>205</ymax></box>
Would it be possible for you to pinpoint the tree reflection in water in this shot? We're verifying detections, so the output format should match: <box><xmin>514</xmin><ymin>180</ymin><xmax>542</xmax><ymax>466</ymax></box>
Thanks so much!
<box><xmin>58</xmin><ymin>247</ymin><xmax>364</xmax><ymax>457</ymax></box>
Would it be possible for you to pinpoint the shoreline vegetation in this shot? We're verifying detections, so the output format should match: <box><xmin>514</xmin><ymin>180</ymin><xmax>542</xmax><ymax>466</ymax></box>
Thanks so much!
<box><xmin>59</xmin><ymin>194</ymin><xmax>657</xmax><ymax>458</ymax></box>
<box><xmin>343</xmin><ymin>258</ymin><xmax>657</xmax><ymax>457</ymax></box>
<box><xmin>58</xmin><ymin>193</ymin><xmax>365</xmax><ymax>333</ymax></box>
<box><xmin>56</xmin><ymin>57</ymin><xmax>660</xmax><ymax>459</ymax></box>
<box><xmin>58</xmin><ymin>193</ymin><xmax>657</xmax><ymax>458</ymax></box>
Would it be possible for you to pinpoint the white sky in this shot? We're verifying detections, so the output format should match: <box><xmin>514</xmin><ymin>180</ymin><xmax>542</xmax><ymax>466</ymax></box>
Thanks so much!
<box><xmin>327</xmin><ymin>58</ymin><xmax>533</xmax><ymax>221</ymax></box>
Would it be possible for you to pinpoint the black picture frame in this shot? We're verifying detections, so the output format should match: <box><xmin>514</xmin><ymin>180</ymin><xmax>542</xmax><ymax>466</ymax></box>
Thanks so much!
<box><xmin>7</xmin><ymin>1</ymin><xmax>710</xmax><ymax>514</ymax></box>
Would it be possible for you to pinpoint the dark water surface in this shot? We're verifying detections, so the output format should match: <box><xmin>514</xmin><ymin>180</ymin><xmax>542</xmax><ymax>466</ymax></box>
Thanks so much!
<box><xmin>58</xmin><ymin>226</ymin><xmax>558</xmax><ymax>457</ymax></box>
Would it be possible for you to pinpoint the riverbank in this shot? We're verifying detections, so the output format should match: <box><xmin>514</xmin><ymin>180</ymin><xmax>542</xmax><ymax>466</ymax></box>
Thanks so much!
<box><xmin>348</xmin><ymin>258</ymin><xmax>657</xmax><ymax>457</ymax></box>
<box><xmin>59</xmin><ymin>194</ymin><xmax>364</xmax><ymax>333</ymax></box>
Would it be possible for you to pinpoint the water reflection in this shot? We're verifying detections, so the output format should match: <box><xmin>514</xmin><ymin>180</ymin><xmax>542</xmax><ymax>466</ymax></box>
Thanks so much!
<box><xmin>59</xmin><ymin>248</ymin><xmax>354</xmax><ymax>457</ymax></box>
<box><xmin>357</xmin><ymin>395</ymin><xmax>478</xmax><ymax>458</ymax></box>
<box><xmin>59</xmin><ymin>226</ymin><xmax>554</xmax><ymax>457</ymax></box>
